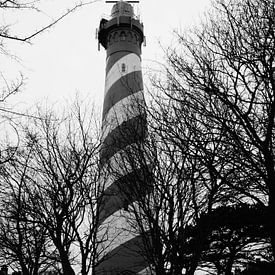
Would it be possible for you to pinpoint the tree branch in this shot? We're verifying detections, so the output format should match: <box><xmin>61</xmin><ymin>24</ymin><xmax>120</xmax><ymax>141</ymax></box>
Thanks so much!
<box><xmin>0</xmin><ymin>1</ymin><xmax>100</xmax><ymax>43</ymax></box>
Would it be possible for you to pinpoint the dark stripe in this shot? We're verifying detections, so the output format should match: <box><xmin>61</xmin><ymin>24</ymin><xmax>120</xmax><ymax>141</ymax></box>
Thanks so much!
<box><xmin>98</xmin><ymin>164</ymin><xmax>153</xmax><ymax>224</ymax></box>
<box><xmin>100</xmin><ymin>114</ymin><xmax>147</xmax><ymax>165</ymax></box>
<box><xmin>107</xmin><ymin>42</ymin><xmax>142</xmax><ymax>58</ymax></box>
<box><xmin>95</xmin><ymin>234</ymin><xmax>150</xmax><ymax>274</ymax></box>
<box><xmin>103</xmin><ymin>71</ymin><xmax>143</xmax><ymax>120</ymax></box>
<box><xmin>106</xmin><ymin>51</ymin><xmax>139</xmax><ymax>75</ymax></box>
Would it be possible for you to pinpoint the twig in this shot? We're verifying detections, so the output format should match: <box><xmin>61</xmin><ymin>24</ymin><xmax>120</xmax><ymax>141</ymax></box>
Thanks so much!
<box><xmin>0</xmin><ymin>1</ymin><xmax>100</xmax><ymax>43</ymax></box>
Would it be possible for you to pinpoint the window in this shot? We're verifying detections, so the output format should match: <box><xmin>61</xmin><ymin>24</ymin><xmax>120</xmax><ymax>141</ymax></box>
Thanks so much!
<box><xmin>121</xmin><ymin>63</ymin><xmax>126</xmax><ymax>73</ymax></box>
<box><xmin>120</xmin><ymin>31</ymin><xmax>126</xmax><ymax>41</ymax></box>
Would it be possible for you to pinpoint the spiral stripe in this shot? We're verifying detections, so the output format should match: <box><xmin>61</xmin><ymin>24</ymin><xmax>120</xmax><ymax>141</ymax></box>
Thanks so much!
<box><xmin>98</xmin><ymin>164</ymin><xmax>152</xmax><ymax>224</ymax></box>
<box><xmin>96</xmin><ymin>234</ymin><xmax>148</xmax><ymax>275</ymax></box>
<box><xmin>105</xmin><ymin>53</ymin><xmax>141</xmax><ymax>95</ymax></box>
<box><xmin>97</xmin><ymin>13</ymin><xmax>150</xmax><ymax>273</ymax></box>
<box><xmin>99</xmin><ymin>143</ymin><xmax>152</xmax><ymax>192</ymax></box>
<box><xmin>103</xmin><ymin>71</ymin><xmax>143</xmax><ymax>120</ymax></box>
<box><xmin>102</xmin><ymin>90</ymin><xmax>145</xmax><ymax>142</ymax></box>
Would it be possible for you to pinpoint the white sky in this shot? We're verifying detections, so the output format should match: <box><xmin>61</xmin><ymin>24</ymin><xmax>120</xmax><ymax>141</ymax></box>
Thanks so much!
<box><xmin>2</xmin><ymin>0</ymin><xmax>211</xmax><ymax>114</ymax></box>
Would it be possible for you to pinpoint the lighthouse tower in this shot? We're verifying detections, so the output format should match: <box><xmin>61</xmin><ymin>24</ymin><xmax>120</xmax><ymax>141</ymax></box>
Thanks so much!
<box><xmin>96</xmin><ymin>1</ymin><xmax>150</xmax><ymax>274</ymax></box>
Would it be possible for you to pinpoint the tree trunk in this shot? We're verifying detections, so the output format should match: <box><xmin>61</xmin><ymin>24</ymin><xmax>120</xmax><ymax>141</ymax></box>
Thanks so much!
<box><xmin>185</xmin><ymin>263</ymin><xmax>198</xmax><ymax>275</ymax></box>
<box><xmin>55</xmin><ymin>239</ymin><xmax>75</xmax><ymax>275</ymax></box>
<box><xmin>264</xmin><ymin>153</ymin><xmax>275</xmax><ymax>260</ymax></box>
<box><xmin>18</xmin><ymin>254</ymin><xmax>30</xmax><ymax>275</ymax></box>
<box><xmin>185</xmin><ymin>249</ymin><xmax>201</xmax><ymax>275</ymax></box>
<box><xmin>60</xmin><ymin>254</ymin><xmax>75</xmax><ymax>275</ymax></box>
<box><xmin>185</xmin><ymin>230</ymin><xmax>207</xmax><ymax>275</ymax></box>
<box><xmin>214</xmin><ymin>262</ymin><xmax>222</xmax><ymax>275</ymax></box>
<box><xmin>225</xmin><ymin>254</ymin><xmax>235</xmax><ymax>275</ymax></box>
<box><xmin>268</xmin><ymin>196</ymin><xmax>275</xmax><ymax>259</ymax></box>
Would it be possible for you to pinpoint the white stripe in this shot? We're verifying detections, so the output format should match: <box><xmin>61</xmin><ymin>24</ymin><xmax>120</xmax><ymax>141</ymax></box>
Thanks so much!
<box><xmin>105</xmin><ymin>53</ymin><xmax>141</xmax><ymax>95</ymax></box>
<box><xmin>98</xmin><ymin>208</ymin><xmax>151</xmax><ymax>272</ymax></box>
<box><xmin>101</xmin><ymin>90</ymin><xmax>145</xmax><ymax>141</ymax></box>
<box><xmin>99</xmin><ymin>142</ymin><xmax>152</xmax><ymax>191</ymax></box>
<box><xmin>98</xmin><ymin>209</ymin><xmax>136</xmax><ymax>255</ymax></box>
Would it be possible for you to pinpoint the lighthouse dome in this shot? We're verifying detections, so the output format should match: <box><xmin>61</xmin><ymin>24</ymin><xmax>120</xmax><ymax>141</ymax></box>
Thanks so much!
<box><xmin>111</xmin><ymin>1</ymin><xmax>134</xmax><ymax>18</ymax></box>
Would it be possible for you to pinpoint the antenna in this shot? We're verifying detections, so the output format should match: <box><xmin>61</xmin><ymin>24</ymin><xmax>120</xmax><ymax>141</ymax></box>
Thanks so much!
<box><xmin>105</xmin><ymin>1</ymin><xmax>139</xmax><ymax>3</ymax></box>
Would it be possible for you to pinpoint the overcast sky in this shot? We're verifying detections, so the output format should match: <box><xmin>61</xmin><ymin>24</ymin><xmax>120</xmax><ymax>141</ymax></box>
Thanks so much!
<box><xmin>2</xmin><ymin>0</ymin><xmax>211</xmax><ymax>114</ymax></box>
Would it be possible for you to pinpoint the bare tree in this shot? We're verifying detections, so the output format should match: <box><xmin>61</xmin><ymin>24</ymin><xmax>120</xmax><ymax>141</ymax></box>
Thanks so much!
<box><xmin>0</xmin><ymin>0</ymin><xmax>98</xmax><ymax>165</ymax></box>
<box><xmin>0</xmin><ymin>152</ymin><xmax>58</xmax><ymax>275</ymax></box>
<box><xmin>146</xmin><ymin>84</ymin><xmax>271</xmax><ymax>274</ymax></box>
<box><xmin>146</xmin><ymin>0</ymin><xmax>275</xmax><ymax>272</ymax></box>
<box><xmin>0</xmin><ymin>0</ymin><xmax>97</xmax><ymax>44</ymax></box>
<box><xmin>0</xmin><ymin>102</ymin><xmax>103</xmax><ymax>274</ymax></box>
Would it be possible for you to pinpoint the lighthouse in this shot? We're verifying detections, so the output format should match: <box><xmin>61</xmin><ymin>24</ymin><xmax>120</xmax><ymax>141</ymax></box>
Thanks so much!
<box><xmin>96</xmin><ymin>1</ymin><xmax>150</xmax><ymax>274</ymax></box>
